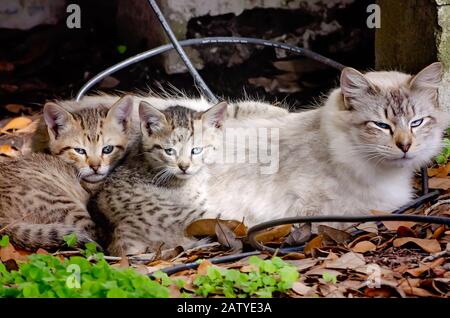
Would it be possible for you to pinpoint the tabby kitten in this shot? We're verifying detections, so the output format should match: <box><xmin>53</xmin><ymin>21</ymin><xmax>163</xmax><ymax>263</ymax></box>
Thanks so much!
<box><xmin>0</xmin><ymin>96</ymin><xmax>133</xmax><ymax>250</ymax></box>
<box><xmin>95</xmin><ymin>101</ymin><xmax>227</xmax><ymax>256</ymax></box>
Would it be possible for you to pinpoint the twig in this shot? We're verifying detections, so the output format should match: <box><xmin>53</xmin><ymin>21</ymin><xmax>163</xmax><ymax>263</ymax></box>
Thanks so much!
<box><xmin>170</xmin><ymin>242</ymin><xmax>220</xmax><ymax>262</ymax></box>
<box><xmin>423</xmin><ymin>243</ymin><xmax>450</xmax><ymax>262</ymax></box>
<box><xmin>424</xmin><ymin>199</ymin><xmax>450</xmax><ymax>215</ymax></box>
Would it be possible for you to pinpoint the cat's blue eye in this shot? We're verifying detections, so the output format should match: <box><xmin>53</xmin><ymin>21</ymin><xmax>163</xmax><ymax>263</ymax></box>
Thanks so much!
<box><xmin>191</xmin><ymin>147</ymin><xmax>203</xmax><ymax>155</ymax></box>
<box><xmin>373</xmin><ymin>122</ymin><xmax>391</xmax><ymax>130</ymax></box>
<box><xmin>411</xmin><ymin>118</ymin><xmax>423</xmax><ymax>128</ymax></box>
<box><xmin>164</xmin><ymin>148</ymin><xmax>176</xmax><ymax>156</ymax></box>
<box><xmin>102</xmin><ymin>145</ymin><xmax>114</xmax><ymax>154</ymax></box>
<box><xmin>74</xmin><ymin>148</ymin><xmax>86</xmax><ymax>155</ymax></box>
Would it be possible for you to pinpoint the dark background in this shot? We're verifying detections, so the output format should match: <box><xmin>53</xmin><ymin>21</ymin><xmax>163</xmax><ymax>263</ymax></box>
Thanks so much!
<box><xmin>0</xmin><ymin>0</ymin><xmax>375</xmax><ymax>118</ymax></box>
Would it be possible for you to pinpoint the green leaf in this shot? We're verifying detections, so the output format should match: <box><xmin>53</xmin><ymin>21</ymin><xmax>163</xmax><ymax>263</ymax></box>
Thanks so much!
<box><xmin>117</xmin><ymin>45</ymin><xmax>127</xmax><ymax>54</ymax></box>
<box><xmin>107</xmin><ymin>288</ymin><xmax>128</xmax><ymax>298</ymax></box>
<box><xmin>63</xmin><ymin>233</ymin><xmax>77</xmax><ymax>248</ymax></box>
<box><xmin>322</xmin><ymin>272</ymin><xmax>337</xmax><ymax>284</ymax></box>
<box><xmin>0</xmin><ymin>235</ymin><xmax>9</xmax><ymax>247</ymax></box>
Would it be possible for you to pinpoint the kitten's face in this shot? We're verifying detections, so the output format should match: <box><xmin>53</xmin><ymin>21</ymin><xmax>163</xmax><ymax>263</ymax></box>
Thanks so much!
<box><xmin>43</xmin><ymin>96</ymin><xmax>133</xmax><ymax>183</ymax></box>
<box><xmin>138</xmin><ymin>102</ymin><xmax>227</xmax><ymax>181</ymax></box>
<box><xmin>339</xmin><ymin>62</ymin><xmax>448</xmax><ymax>169</ymax></box>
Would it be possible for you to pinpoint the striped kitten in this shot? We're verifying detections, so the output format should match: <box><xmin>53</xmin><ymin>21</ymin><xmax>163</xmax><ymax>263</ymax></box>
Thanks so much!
<box><xmin>95</xmin><ymin>101</ymin><xmax>227</xmax><ymax>256</ymax></box>
<box><xmin>41</xmin><ymin>95</ymin><xmax>134</xmax><ymax>193</ymax></box>
<box><xmin>0</xmin><ymin>96</ymin><xmax>134</xmax><ymax>251</ymax></box>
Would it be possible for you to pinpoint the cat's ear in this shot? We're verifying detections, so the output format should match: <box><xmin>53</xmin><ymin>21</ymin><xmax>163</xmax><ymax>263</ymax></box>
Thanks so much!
<box><xmin>106</xmin><ymin>95</ymin><xmax>133</xmax><ymax>130</ymax></box>
<box><xmin>409</xmin><ymin>62</ymin><xmax>442</xmax><ymax>100</ymax></box>
<box><xmin>202</xmin><ymin>101</ymin><xmax>227</xmax><ymax>128</ymax></box>
<box><xmin>139</xmin><ymin>101</ymin><xmax>168</xmax><ymax>134</ymax></box>
<box><xmin>340</xmin><ymin>67</ymin><xmax>376</xmax><ymax>109</ymax></box>
<box><xmin>43</xmin><ymin>102</ymin><xmax>72</xmax><ymax>139</ymax></box>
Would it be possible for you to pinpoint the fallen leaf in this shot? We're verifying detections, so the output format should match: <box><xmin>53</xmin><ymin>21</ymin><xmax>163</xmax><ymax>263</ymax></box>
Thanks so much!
<box><xmin>402</xmin><ymin>287</ymin><xmax>436</xmax><ymax>297</ymax></box>
<box><xmin>0</xmin><ymin>243</ymin><xmax>29</xmax><ymax>262</ymax></box>
<box><xmin>325</xmin><ymin>252</ymin><xmax>366</xmax><ymax>270</ymax></box>
<box><xmin>405</xmin><ymin>258</ymin><xmax>445</xmax><ymax>277</ymax></box>
<box><xmin>286</xmin><ymin>258</ymin><xmax>318</xmax><ymax>271</ymax></box>
<box><xmin>318</xmin><ymin>225</ymin><xmax>352</xmax><ymax>244</ymax></box>
<box><xmin>292</xmin><ymin>282</ymin><xmax>314</xmax><ymax>296</ymax></box>
<box><xmin>393</xmin><ymin>237</ymin><xmax>441</xmax><ymax>253</ymax></box>
<box><xmin>99</xmin><ymin>76</ymin><xmax>120</xmax><ymax>88</ymax></box>
<box><xmin>0</xmin><ymin>144</ymin><xmax>20</xmax><ymax>157</ymax></box>
<box><xmin>429</xmin><ymin>177</ymin><xmax>450</xmax><ymax>190</ymax></box>
<box><xmin>285</xmin><ymin>223</ymin><xmax>311</xmax><ymax>245</ymax></box>
<box><xmin>364</xmin><ymin>287</ymin><xmax>393</xmax><ymax>297</ymax></box>
<box><xmin>396</xmin><ymin>226</ymin><xmax>417</xmax><ymax>238</ymax></box>
<box><xmin>0</xmin><ymin>117</ymin><xmax>32</xmax><ymax>133</ymax></box>
<box><xmin>197</xmin><ymin>260</ymin><xmax>213</xmax><ymax>275</ymax></box>
<box><xmin>185</xmin><ymin>219</ymin><xmax>247</xmax><ymax>237</ymax></box>
<box><xmin>371</xmin><ymin>210</ymin><xmax>416</xmax><ymax>231</ymax></box>
<box><xmin>254</xmin><ymin>224</ymin><xmax>292</xmax><ymax>243</ymax></box>
<box><xmin>351</xmin><ymin>241</ymin><xmax>377</xmax><ymax>253</ymax></box>
<box><xmin>432</xmin><ymin>225</ymin><xmax>446</xmax><ymax>239</ymax></box>
<box><xmin>356</xmin><ymin>222</ymin><xmax>378</xmax><ymax>234</ymax></box>
<box><xmin>304</xmin><ymin>235</ymin><xmax>323</xmax><ymax>255</ymax></box>
<box><xmin>215</xmin><ymin>222</ymin><xmax>242</xmax><ymax>253</ymax></box>
<box><xmin>5</xmin><ymin>104</ymin><xmax>28</xmax><ymax>114</ymax></box>
<box><xmin>428</xmin><ymin>163</ymin><xmax>450</xmax><ymax>178</ymax></box>
<box><xmin>305</xmin><ymin>268</ymin><xmax>342</xmax><ymax>277</ymax></box>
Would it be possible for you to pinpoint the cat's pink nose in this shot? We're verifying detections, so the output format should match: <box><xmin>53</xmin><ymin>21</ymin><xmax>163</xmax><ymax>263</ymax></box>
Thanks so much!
<box><xmin>178</xmin><ymin>164</ymin><xmax>190</xmax><ymax>173</ymax></box>
<box><xmin>396</xmin><ymin>142</ymin><xmax>411</xmax><ymax>153</ymax></box>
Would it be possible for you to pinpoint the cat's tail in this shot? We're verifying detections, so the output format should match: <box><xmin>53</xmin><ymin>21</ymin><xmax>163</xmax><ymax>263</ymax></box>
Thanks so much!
<box><xmin>0</xmin><ymin>218</ymin><xmax>98</xmax><ymax>251</ymax></box>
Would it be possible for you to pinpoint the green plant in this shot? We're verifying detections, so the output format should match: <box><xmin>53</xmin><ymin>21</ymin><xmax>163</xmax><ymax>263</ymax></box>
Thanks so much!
<box><xmin>0</xmin><ymin>244</ymin><xmax>169</xmax><ymax>298</ymax></box>
<box><xmin>435</xmin><ymin>130</ymin><xmax>450</xmax><ymax>165</ymax></box>
<box><xmin>322</xmin><ymin>272</ymin><xmax>337</xmax><ymax>284</ymax></box>
<box><xmin>193</xmin><ymin>256</ymin><xmax>299</xmax><ymax>298</ymax></box>
<box><xmin>0</xmin><ymin>235</ymin><xmax>9</xmax><ymax>248</ymax></box>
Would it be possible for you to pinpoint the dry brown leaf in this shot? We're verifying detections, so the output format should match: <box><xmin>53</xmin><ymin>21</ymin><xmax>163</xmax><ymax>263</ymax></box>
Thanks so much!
<box><xmin>402</xmin><ymin>287</ymin><xmax>436</xmax><ymax>297</ymax></box>
<box><xmin>0</xmin><ymin>243</ymin><xmax>29</xmax><ymax>262</ymax></box>
<box><xmin>429</xmin><ymin>177</ymin><xmax>450</xmax><ymax>190</ymax></box>
<box><xmin>285</xmin><ymin>223</ymin><xmax>311</xmax><ymax>245</ymax></box>
<box><xmin>351</xmin><ymin>241</ymin><xmax>377</xmax><ymax>253</ymax></box>
<box><xmin>240</xmin><ymin>264</ymin><xmax>258</xmax><ymax>273</ymax></box>
<box><xmin>0</xmin><ymin>117</ymin><xmax>32</xmax><ymax>133</ymax></box>
<box><xmin>371</xmin><ymin>210</ymin><xmax>416</xmax><ymax>231</ymax></box>
<box><xmin>428</xmin><ymin>163</ymin><xmax>450</xmax><ymax>178</ymax></box>
<box><xmin>197</xmin><ymin>260</ymin><xmax>213</xmax><ymax>275</ymax></box>
<box><xmin>396</xmin><ymin>226</ymin><xmax>417</xmax><ymax>238</ymax></box>
<box><xmin>318</xmin><ymin>225</ymin><xmax>352</xmax><ymax>244</ymax></box>
<box><xmin>356</xmin><ymin>222</ymin><xmax>378</xmax><ymax>234</ymax></box>
<box><xmin>286</xmin><ymin>258</ymin><xmax>318</xmax><ymax>271</ymax></box>
<box><xmin>254</xmin><ymin>224</ymin><xmax>292</xmax><ymax>243</ymax></box>
<box><xmin>291</xmin><ymin>282</ymin><xmax>314</xmax><ymax>296</ymax></box>
<box><xmin>0</xmin><ymin>144</ymin><xmax>20</xmax><ymax>158</ymax></box>
<box><xmin>432</xmin><ymin>225</ymin><xmax>446</xmax><ymax>239</ymax></box>
<box><xmin>325</xmin><ymin>252</ymin><xmax>366</xmax><ymax>269</ymax></box>
<box><xmin>364</xmin><ymin>287</ymin><xmax>393</xmax><ymax>297</ymax></box>
<box><xmin>405</xmin><ymin>257</ymin><xmax>445</xmax><ymax>277</ymax></box>
<box><xmin>215</xmin><ymin>222</ymin><xmax>242</xmax><ymax>252</ymax></box>
<box><xmin>304</xmin><ymin>235</ymin><xmax>323</xmax><ymax>255</ymax></box>
<box><xmin>185</xmin><ymin>219</ymin><xmax>247</xmax><ymax>237</ymax></box>
<box><xmin>305</xmin><ymin>268</ymin><xmax>342</xmax><ymax>277</ymax></box>
<box><xmin>393</xmin><ymin>237</ymin><xmax>441</xmax><ymax>253</ymax></box>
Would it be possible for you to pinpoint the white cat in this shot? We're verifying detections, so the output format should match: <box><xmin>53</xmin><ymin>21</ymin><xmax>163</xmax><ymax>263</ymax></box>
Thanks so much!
<box><xmin>203</xmin><ymin>63</ymin><xmax>449</xmax><ymax>229</ymax></box>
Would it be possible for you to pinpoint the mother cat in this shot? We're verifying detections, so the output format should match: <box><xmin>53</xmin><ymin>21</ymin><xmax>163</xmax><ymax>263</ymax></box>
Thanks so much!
<box><xmin>203</xmin><ymin>62</ymin><xmax>448</xmax><ymax>228</ymax></box>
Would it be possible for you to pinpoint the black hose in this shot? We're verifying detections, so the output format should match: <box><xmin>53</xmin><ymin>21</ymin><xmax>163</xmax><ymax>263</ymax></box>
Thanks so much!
<box><xmin>147</xmin><ymin>0</ymin><xmax>218</xmax><ymax>103</ymax></box>
<box><xmin>75</xmin><ymin>36</ymin><xmax>345</xmax><ymax>101</ymax></box>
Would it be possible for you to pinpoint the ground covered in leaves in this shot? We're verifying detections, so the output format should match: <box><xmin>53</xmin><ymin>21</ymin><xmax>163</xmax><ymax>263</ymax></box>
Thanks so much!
<box><xmin>0</xmin><ymin>116</ymin><xmax>449</xmax><ymax>298</ymax></box>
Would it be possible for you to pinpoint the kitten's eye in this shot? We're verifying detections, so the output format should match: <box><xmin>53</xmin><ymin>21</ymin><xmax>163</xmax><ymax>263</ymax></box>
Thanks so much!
<box><xmin>411</xmin><ymin>118</ymin><xmax>424</xmax><ymax>128</ymax></box>
<box><xmin>74</xmin><ymin>148</ymin><xmax>86</xmax><ymax>155</ymax></box>
<box><xmin>102</xmin><ymin>145</ymin><xmax>114</xmax><ymax>154</ymax></box>
<box><xmin>373</xmin><ymin>122</ymin><xmax>391</xmax><ymax>130</ymax></box>
<box><xmin>191</xmin><ymin>147</ymin><xmax>203</xmax><ymax>155</ymax></box>
<box><xmin>164</xmin><ymin>148</ymin><xmax>176</xmax><ymax>156</ymax></box>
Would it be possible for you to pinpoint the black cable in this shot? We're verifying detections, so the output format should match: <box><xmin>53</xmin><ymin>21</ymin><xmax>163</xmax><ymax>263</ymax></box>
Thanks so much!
<box><xmin>75</xmin><ymin>36</ymin><xmax>345</xmax><ymax>101</ymax></box>
<box><xmin>247</xmin><ymin>214</ymin><xmax>450</xmax><ymax>254</ymax></box>
<box><xmin>147</xmin><ymin>0</ymin><xmax>218</xmax><ymax>104</ymax></box>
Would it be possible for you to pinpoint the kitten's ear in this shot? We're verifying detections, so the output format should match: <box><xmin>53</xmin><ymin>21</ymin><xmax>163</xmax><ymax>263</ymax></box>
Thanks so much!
<box><xmin>340</xmin><ymin>67</ymin><xmax>376</xmax><ymax>108</ymax></box>
<box><xmin>409</xmin><ymin>62</ymin><xmax>443</xmax><ymax>92</ymax></box>
<box><xmin>202</xmin><ymin>101</ymin><xmax>228</xmax><ymax>128</ymax></box>
<box><xmin>43</xmin><ymin>102</ymin><xmax>72</xmax><ymax>139</ymax></box>
<box><xmin>106</xmin><ymin>95</ymin><xmax>134</xmax><ymax>130</ymax></box>
<box><xmin>139</xmin><ymin>101</ymin><xmax>168</xmax><ymax>134</ymax></box>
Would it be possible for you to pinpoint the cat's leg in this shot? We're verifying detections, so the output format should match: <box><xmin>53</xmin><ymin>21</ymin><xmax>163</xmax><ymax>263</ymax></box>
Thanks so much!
<box><xmin>227</xmin><ymin>101</ymin><xmax>289</xmax><ymax>120</ymax></box>
<box><xmin>108</xmin><ymin>223</ymin><xmax>149</xmax><ymax>256</ymax></box>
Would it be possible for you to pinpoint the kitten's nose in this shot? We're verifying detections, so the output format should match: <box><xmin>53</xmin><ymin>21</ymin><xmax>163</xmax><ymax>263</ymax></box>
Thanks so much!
<box><xmin>90</xmin><ymin>165</ymin><xmax>100</xmax><ymax>173</ymax></box>
<box><xmin>396</xmin><ymin>142</ymin><xmax>411</xmax><ymax>153</ymax></box>
<box><xmin>178</xmin><ymin>164</ymin><xmax>190</xmax><ymax>173</ymax></box>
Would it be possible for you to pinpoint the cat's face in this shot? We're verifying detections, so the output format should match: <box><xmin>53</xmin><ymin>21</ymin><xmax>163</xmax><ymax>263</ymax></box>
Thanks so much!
<box><xmin>43</xmin><ymin>96</ymin><xmax>133</xmax><ymax>183</ymax></box>
<box><xmin>138</xmin><ymin>101</ymin><xmax>227</xmax><ymax>181</ymax></box>
<box><xmin>338</xmin><ymin>62</ymin><xmax>448</xmax><ymax>169</ymax></box>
